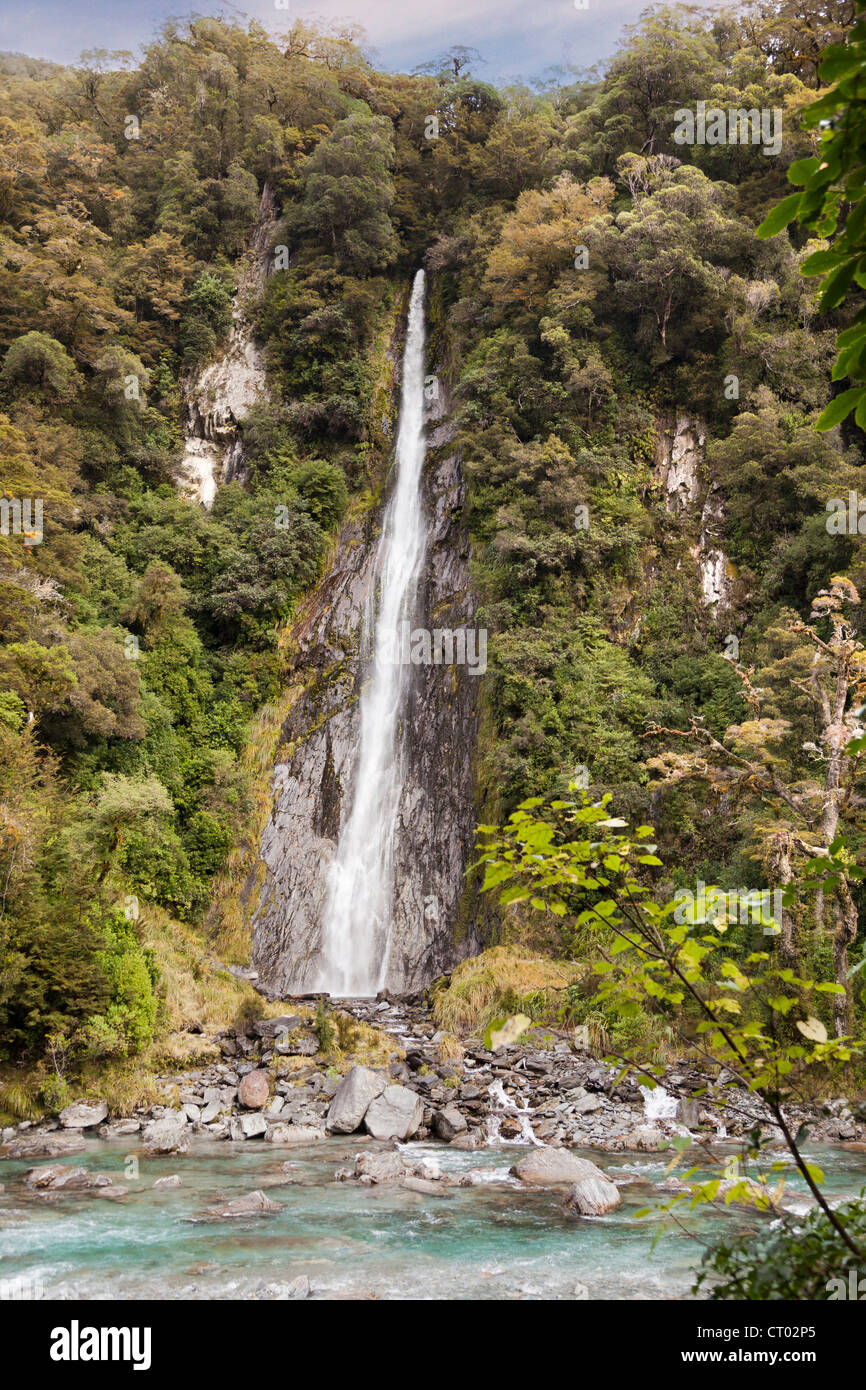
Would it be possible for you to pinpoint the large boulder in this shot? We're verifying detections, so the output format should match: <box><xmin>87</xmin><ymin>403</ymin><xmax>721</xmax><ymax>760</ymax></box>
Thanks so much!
<box><xmin>564</xmin><ymin>1175</ymin><xmax>621</xmax><ymax>1216</ymax></box>
<box><xmin>364</xmin><ymin>1085</ymin><xmax>424</xmax><ymax>1141</ymax></box>
<box><xmin>238</xmin><ymin>1112</ymin><xmax>268</xmax><ymax>1139</ymax></box>
<box><xmin>24</xmin><ymin>1164</ymin><xmax>102</xmax><ymax>1191</ymax></box>
<box><xmin>252</xmin><ymin>1016</ymin><xmax>302</xmax><ymax>1039</ymax></box>
<box><xmin>238</xmin><ymin>1069</ymin><xmax>270</xmax><ymax>1109</ymax></box>
<box><xmin>59</xmin><ymin>1101</ymin><xmax>108</xmax><ymax>1130</ymax></box>
<box><xmin>265</xmin><ymin>1124</ymin><xmax>323</xmax><ymax>1145</ymax></box>
<box><xmin>433</xmin><ymin>1106</ymin><xmax>467</xmax><ymax>1141</ymax></box>
<box><xmin>352</xmin><ymin>1150</ymin><xmax>408</xmax><ymax>1184</ymax></box>
<box><xmin>326</xmin><ymin>1066</ymin><xmax>387</xmax><ymax>1134</ymax></box>
<box><xmin>205</xmin><ymin>1189</ymin><xmax>281</xmax><ymax>1219</ymax></box>
<box><xmin>511</xmin><ymin>1147</ymin><xmax>613</xmax><ymax>1188</ymax></box>
<box><xmin>142</xmin><ymin>1114</ymin><xmax>190</xmax><ymax>1155</ymax></box>
<box><xmin>4</xmin><ymin>1133</ymin><xmax>86</xmax><ymax>1160</ymax></box>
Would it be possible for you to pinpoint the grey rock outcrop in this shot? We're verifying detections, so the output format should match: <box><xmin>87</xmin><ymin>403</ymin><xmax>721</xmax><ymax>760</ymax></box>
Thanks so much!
<box><xmin>510</xmin><ymin>1148</ymin><xmax>614</xmax><ymax>1188</ymax></box>
<box><xmin>364</xmin><ymin>1085</ymin><xmax>424</xmax><ymax>1141</ymax></box>
<box><xmin>326</xmin><ymin>1066</ymin><xmax>386</xmax><ymax>1134</ymax></box>
<box><xmin>249</xmin><ymin>376</ymin><xmax>481</xmax><ymax>996</ymax></box>
<box><xmin>59</xmin><ymin>1101</ymin><xmax>108</xmax><ymax>1129</ymax></box>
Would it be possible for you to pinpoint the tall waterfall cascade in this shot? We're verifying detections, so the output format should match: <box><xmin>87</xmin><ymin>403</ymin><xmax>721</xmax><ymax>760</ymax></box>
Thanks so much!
<box><xmin>249</xmin><ymin>268</ymin><xmax>481</xmax><ymax>1000</ymax></box>
<box><xmin>314</xmin><ymin>269</ymin><xmax>429</xmax><ymax>995</ymax></box>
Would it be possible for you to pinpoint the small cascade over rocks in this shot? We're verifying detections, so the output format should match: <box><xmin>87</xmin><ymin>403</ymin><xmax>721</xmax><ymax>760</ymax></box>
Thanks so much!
<box><xmin>177</xmin><ymin>183</ymin><xmax>276</xmax><ymax>507</ymax></box>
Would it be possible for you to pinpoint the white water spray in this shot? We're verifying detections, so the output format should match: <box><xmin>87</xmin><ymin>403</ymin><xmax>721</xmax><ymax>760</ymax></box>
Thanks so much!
<box><xmin>314</xmin><ymin>270</ymin><xmax>429</xmax><ymax>995</ymax></box>
<box><xmin>639</xmin><ymin>1084</ymin><xmax>679</xmax><ymax>1122</ymax></box>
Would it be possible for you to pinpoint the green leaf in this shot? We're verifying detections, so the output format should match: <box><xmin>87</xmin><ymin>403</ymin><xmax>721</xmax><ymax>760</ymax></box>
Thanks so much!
<box><xmin>756</xmin><ymin>192</ymin><xmax>803</xmax><ymax>239</ymax></box>
<box><xmin>816</xmin><ymin>387</ymin><xmax>864</xmax><ymax>431</ymax></box>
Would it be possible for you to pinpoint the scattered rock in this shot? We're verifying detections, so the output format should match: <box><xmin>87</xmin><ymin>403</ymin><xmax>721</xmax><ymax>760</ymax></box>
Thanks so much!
<box><xmin>510</xmin><ymin>1147</ymin><xmax>614</xmax><ymax>1188</ymax></box>
<box><xmin>364</xmin><ymin>1085</ymin><xmax>424</xmax><ymax>1141</ymax></box>
<box><xmin>142</xmin><ymin>1115</ymin><xmax>190</xmax><ymax>1155</ymax></box>
<box><xmin>353</xmin><ymin>1151</ymin><xmax>408</xmax><ymax>1184</ymax></box>
<box><xmin>59</xmin><ymin>1101</ymin><xmax>108</xmax><ymax>1130</ymax></box>
<box><xmin>205</xmin><ymin>1189</ymin><xmax>282</xmax><ymax>1219</ymax></box>
<box><xmin>238</xmin><ymin>1113</ymin><xmax>269</xmax><ymax>1139</ymax></box>
<box><xmin>24</xmin><ymin>1164</ymin><xmax>96</xmax><ymax>1190</ymax></box>
<box><xmin>564</xmin><ymin>1175</ymin><xmax>621</xmax><ymax>1216</ymax></box>
<box><xmin>252</xmin><ymin>1016</ymin><xmax>302</xmax><ymax>1039</ymax></box>
<box><xmin>4</xmin><ymin>1133</ymin><xmax>86</xmax><ymax>1160</ymax></box>
<box><xmin>433</xmin><ymin>1105</ymin><xmax>468</xmax><ymax>1141</ymax></box>
<box><xmin>265</xmin><ymin>1124</ymin><xmax>323</xmax><ymax>1145</ymax></box>
<box><xmin>153</xmin><ymin>1175</ymin><xmax>182</xmax><ymax>1189</ymax></box>
<box><xmin>238</xmin><ymin>1069</ymin><xmax>270</xmax><ymax>1110</ymax></box>
<box><xmin>98</xmin><ymin>1120</ymin><xmax>141</xmax><ymax>1139</ymax></box>
<box><xmin>621</xmin><ymin>1126</ymin><xmax>668</xmax><ymax>1152</ymax></box>
<box><xmin>92</xmin><ymin>1185</ymin><xmax>128</xmax><ymax>1200</ymax></box>
<box><xmin>326</xmin><ymin>1066</ymin><xmax>387</xmax><ymax>1134</ymax></box>
<box><xmin>402</xmin><ymin>1176</ymin><xmax>452</xmax><ymax>1198</ymax></box>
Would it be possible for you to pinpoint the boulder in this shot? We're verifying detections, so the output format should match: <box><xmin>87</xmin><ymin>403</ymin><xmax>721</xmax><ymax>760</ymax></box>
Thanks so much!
<box><xmin>24</xmin><ymin>1164</ymin><xmax>95</xmax><ymax>1190</ymax></box>
<box><xmin>252</xmin><ymin>1016</ymin><xmax>302</xmax><ymax>1039</ymax></box>
<box><xmin>59</xmin><ymin>1101</ymin><xmax>108</xmax><ymax>1130</ymax></box>
<box><xmin>572</xmin><ymin>1092</ymin><xmax>604</xmax><ymax>1116</ymax></box>
<box><xmin>4</xmin><ymin>1133</ymin><xmax>86</xmax><ymax>1160</ymax></box>
<box><xmin>433</xmin><ymin>1106</ymin><xmax>468</xmax><ymax>1141</ymax></box>
<box><xmin>364</xmin><ymin>1085</ymin><xmax>424</xmax><ymax>1141</ymax></box>
<box><xmin>205</xmin><ymin>1189</ymin><xmax>281</xmax><ymax>1219</ymax></box>
<box><xmin>622</xmin><ymin>1126</ymin><xmax>668</xmax><ymax>1152</ymax></box>
<box><xmin>92</xmin><ymin>1185</ymin><xmax>128</xmax><ymax>1200</ymax></box>
<box><xmin>238</xmin><ymin>1112</ymin><xmax>268</xmax><ymax>1139</ymax></box>
<box><xmin>265</xmin><ymin>1124</ymin><xmax>323</xmax><ymax>1145</ymax></box>
<box><xmin>326</xmin><ymin>1066</ymin><xmax>387</xmax><ymax>1134</ymax></box>
<box><xmin>402</xmin><ymin>1176</ymin><xmax>452</xmax><ymax>1198</ymax></box>
<box><xmin>564</xmin><ymin>1176</ymin><xmax>621</xmax><ymax>1216</ymax></box>
<box><xmin>448</xmin><ymin>1130</ymin><xmax>484</xmax><ymax>1150</ymax></box>
<box><xmin>352</xmin><ymin>1150</ymin><xmax>408</xmax><ymax>1184</ymax></box>
<box><xmin>98</xmin><ymin>1120</ymin><xmax>141</xmax><ymax>1139</ymax></box>
<box><xmin>142</xmin><ymin>1115</ymin><xmax>190</xmax><ymax>1155</ymax></box>
<box><xmin>510</xmin><ymin>1147</ymin><xmax>613</xmax><ymax>1188</ymax></box>
<box><xmin>153</xmin><ymin>1175</ymin><xmax>182</xmax><ymax>1190</ymax></box>
<box><xmin>238</xmin><ymin>1069</ymin><xmax>270</xmax><ymax>1109</ymax></box>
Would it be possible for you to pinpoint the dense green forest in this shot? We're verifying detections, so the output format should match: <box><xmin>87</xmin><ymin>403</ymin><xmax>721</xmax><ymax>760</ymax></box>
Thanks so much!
<box><xmin>0</xmin><ymin>0</ymin><xmax>864</xmax><ymax>1108</ymax></box>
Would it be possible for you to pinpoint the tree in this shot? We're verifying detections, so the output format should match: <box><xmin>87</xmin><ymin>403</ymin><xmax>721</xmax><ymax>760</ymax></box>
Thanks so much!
<box><xmin>483</xmin><ymin>174</ymin><xmax>614</xmax><ymax>311</ymax></box>
<box><xmin>1</xmin><ymin>332</ymin><xmax>81</xmax><ymax>399</ymax></box>
<box><xmin>646</xmin><ymin>577</ymin><xmax>866</xmax><ymax>1034</ymax></box>
<box><xmin>476</xmin><ymin>789</ymin><xmax>863</xmax><ymax>1256</ymax></box>
<box><xmin>591</xmin><ymin>156</ymin><xmax>750</xmax><ymax>351</ymax></box>
<box><xmin>289</xmin><ymin>113</ymin><xmax>398</xmax><ymax>273</ymax></box>
<box><xmin>757</xmin><ymin>4</ymin><xmax>866</xmax><ymax>428</ymax></box>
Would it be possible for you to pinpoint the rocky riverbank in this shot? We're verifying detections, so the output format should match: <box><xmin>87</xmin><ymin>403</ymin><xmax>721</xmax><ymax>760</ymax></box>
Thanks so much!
<box><xmin>3</xmin><ymin>995</ymin><xmax>863</xmax><ymax>1165</ymax></box>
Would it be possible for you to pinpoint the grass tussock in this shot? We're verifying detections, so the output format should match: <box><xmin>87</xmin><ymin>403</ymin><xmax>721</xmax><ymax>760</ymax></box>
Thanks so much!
<box><xmin>431</xmin><ymin>946</ymin><xmax>583</xmax><ymax>1038</ymax></box>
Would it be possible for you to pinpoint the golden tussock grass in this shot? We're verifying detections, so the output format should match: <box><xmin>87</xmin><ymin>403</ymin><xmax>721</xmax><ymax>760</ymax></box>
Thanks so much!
<box><xmin>431</xmin><ymin>946</ymin><xmax>583</xmax><ymax>1038</ymax></box>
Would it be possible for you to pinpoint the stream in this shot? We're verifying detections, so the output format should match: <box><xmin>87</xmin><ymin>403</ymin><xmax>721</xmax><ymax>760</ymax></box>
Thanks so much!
<box><xmin>2</xmin><ymin>1139</ymin><xmax>863</xmax><ymax>1301</ymax></box>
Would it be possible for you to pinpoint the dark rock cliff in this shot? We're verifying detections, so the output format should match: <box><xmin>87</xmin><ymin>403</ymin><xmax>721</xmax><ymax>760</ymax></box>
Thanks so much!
<box><xmin>250</xmin><ymin>386</ymin><xmax>481</xmax><ymax>996</ymax></box>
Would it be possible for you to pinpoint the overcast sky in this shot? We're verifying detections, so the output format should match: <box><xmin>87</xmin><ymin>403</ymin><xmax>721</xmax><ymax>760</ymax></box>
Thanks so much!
<box><xmin>0</xmin><ymin>0</ymin><xmax>716</xmax><ymax>87</ymax></box>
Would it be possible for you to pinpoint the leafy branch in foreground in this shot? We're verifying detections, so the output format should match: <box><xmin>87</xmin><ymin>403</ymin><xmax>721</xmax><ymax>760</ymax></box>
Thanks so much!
<box><xmin>757</xmin><ymin>1</ymin><xmax>866</xmax><ymax>430</ymax></box>
<box><xmin>475</xmin><ymin>791</ymin><xmax>863</xmax><ymax>1256</ymax></box>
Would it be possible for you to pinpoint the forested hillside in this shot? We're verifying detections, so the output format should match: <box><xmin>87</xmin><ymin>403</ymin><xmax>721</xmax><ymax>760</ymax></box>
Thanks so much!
<box><xmin>0</xmin><ymin>1</ymin><xmax>863</xmax><ymax>1111</ymax></box>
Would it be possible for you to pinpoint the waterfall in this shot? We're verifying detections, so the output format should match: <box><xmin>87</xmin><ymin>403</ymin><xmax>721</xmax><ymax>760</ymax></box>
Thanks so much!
<box><xmin>313</xmin><ymin>269</ymin><xmax>429</xmax><ymax>996</ymax></box>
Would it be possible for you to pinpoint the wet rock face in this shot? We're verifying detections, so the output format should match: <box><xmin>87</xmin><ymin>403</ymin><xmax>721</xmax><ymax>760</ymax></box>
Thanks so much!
<box><xmin>250</xmin><ymin>400</ymin><xmax>481</xmax><ymax>997</ymax></box>
<box><xmin>655</xmin><ymin>410</ymin><xmax>734</xmax><ymax>613</ymax></box>
<box><xmin>176</xmin><ymin>183</ymin><xmax>276</xmax><ymax>507</ymax></box>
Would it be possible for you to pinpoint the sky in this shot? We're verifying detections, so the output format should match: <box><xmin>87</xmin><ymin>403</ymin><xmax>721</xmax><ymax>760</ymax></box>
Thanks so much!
<box><xmin>0</xmin><ymin>0</ymin><xmax>715</xmax><ymax>88</ymax></box>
